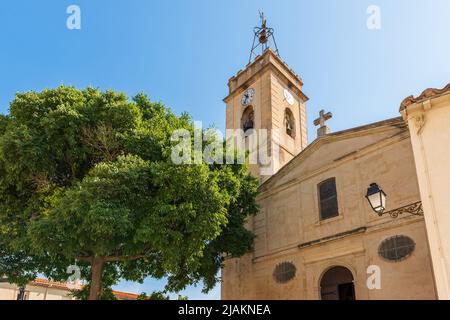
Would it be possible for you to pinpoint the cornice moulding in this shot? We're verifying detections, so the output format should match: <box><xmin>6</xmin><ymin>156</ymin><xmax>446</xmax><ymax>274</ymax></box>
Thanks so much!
<box><xmin>399</xmin><ymin>83</ymin><xmax>450</xmax><ymax>113</ymax></box>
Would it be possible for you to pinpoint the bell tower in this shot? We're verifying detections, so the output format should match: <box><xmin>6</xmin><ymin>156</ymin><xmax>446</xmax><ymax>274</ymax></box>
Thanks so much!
<box><xmin>224</xmin><ymin>14</ymin><xmax>308</xmax><ymax>180</ymax></box>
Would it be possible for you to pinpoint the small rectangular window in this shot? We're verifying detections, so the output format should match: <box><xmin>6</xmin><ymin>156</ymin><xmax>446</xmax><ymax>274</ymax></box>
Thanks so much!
<box><xmin>318</xmin><ymin>178</ymin><xmax>339</xmax><ymax>220</ymax></box>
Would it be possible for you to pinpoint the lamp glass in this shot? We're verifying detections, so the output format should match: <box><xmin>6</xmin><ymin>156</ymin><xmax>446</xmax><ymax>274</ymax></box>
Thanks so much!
<box><xmin>366</xmin><ymin>183</ymin><xmax>386</xmax><ymax>214</ymax></box>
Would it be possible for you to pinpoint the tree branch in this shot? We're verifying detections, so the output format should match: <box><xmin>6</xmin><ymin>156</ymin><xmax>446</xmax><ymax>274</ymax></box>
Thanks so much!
<box><xmin>104</xmin><ymin>254</ymin><xmax>149</xmax><ymax>262</ymax></box>
<box><xmin>104</xmin><ymin>248</ymin><xmax>152</xmax><ymax>262</ymax></box>
<box><xmin>76</xmin><ymin>256</ymin><xmax>93</xmax><ymax>263</ymax></box>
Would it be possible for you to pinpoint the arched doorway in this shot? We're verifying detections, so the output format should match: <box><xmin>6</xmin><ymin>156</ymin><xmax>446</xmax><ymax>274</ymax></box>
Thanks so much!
<box><xmin>320</xmin><ymin>266</ymin><xmax>355</xmax><ymax>300</ymax></box>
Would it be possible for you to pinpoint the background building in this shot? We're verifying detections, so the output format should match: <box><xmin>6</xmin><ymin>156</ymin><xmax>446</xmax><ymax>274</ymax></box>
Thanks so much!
<box><xmin>0</xmin><ymin>278</ymin><xmax>139</xmax><ymax>300</ymax></box>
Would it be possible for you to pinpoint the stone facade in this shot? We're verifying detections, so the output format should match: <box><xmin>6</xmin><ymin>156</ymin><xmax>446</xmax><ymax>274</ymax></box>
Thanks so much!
<box><xmin>0</xmin><ymin>278</ymin><xmax>139</xmax><ymax>300</ymax></box>
<box><xmin>400</xmin><ymin>86</ymin><xmax>450</xmax><ymax>299</ymax></box>
<box><xmin>221</xmin><ymin>49</ymin><xmax>439</xmax><ymax>300</ymax></box>
<box><xmin>224</xmin><ymin>49</ymin><xmax>308</xmax><ymax>180</ymax></box>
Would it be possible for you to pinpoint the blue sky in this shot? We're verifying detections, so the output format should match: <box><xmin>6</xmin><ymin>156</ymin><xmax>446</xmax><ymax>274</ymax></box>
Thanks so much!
<box><xmin>1</xmin><ymin>0</ymin><xmax>450</xmax><ymax>299</ymax></box>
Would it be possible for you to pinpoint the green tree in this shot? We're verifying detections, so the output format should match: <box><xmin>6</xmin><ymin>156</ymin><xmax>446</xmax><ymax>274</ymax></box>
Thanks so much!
<box><xmin>0</xmin><ymin>87</ymin><xmax>258</xmax><ymax>300</ymax></box>
<box><xmin>137</xmin><ymin>291</ymin><xmax>188</xmax><ymax>300</ymax></box>
<box><xmin>146</xmin><ymin>291</ymin><xmax>169</xmax><ymax>300</ymax></box>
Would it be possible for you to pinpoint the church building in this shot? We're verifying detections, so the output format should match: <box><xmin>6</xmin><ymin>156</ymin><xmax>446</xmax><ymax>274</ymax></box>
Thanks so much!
<box><xmin>221</xmin><ymin>15</ymin><xmax>450</xmax><ymax>300</ymax></box>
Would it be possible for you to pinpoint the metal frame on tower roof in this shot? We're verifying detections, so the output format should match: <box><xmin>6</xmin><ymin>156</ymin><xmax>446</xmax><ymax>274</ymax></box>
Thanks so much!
<box><xmin>249</xmin><ymin>11</ymin><xmax>280</xmax><ymax>64</ymax></box>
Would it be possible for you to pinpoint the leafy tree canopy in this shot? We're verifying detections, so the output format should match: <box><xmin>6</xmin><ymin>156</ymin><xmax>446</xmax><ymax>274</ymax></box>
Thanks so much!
<box><xmin>0</xmin><ymin>86</ymin><xmax>258</xmax><ymax>299</ymax></box>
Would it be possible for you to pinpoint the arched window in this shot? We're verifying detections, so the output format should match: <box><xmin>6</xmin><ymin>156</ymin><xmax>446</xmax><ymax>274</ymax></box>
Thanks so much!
<box><xmin>241</xmin><ymin>106</ymin><xmax>254</xmax><ymax>133</ymax></box>
<box><xmin>284</xmin><ymin>109</ymin><xmax>295</xmax><ymax>138</ymax></box>
<box><xmin>318</xmin><ymin>178</ymin><xmax>339</xmax><ymax>220</ymax></box>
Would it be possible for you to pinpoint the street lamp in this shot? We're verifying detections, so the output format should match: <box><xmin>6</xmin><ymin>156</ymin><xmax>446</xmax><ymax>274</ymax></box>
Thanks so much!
<box><xmin>366</xmin><ymin>183</ymin><xmax>387</xmax><ymax>216</ymax></box>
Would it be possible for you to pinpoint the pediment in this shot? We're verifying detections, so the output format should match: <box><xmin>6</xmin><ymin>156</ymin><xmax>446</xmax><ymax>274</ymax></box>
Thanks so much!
<box><xmin>260</xmin><ymin>117</ymin><xmax>408</xmax><ymax>192</ymax></box>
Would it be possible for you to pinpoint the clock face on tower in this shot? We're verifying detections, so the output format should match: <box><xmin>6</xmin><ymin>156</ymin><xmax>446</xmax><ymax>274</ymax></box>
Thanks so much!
<box><xmin>284</xmin><ymin>88</ymin><xmax>295</xmax><ymax>105</ymax></box>
<box><xmin>241</xmin><ymin>88</ymin><xmax>255</xmax><ymax>106</ymax></box>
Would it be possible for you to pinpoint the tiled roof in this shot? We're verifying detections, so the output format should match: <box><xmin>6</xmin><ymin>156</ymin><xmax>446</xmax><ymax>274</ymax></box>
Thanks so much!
<box><xmin>30</xmin><ymin>278</ymin><xmax>139</xmax><ymax>300</ymax></box>
<box><xmin>31</xmin><ymin>278</ymin><xmax>76</xmax><ymax>291</ymax></box>
<box><xmin>112</xmin><ymin>291</ymin><xmax>140</xmax><ymax>300</ymax></box>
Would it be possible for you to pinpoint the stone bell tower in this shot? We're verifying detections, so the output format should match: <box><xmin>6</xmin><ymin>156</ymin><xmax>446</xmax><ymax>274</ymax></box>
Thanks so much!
<box><xmin>223</xmin><ymin>13</ymin><xmax>309</xmax><ymax>180</ymax></box>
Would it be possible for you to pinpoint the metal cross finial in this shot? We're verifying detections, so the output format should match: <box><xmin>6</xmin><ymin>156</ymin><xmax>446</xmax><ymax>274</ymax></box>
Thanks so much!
<box><xmin>259</xmin><ymin>10</ymin><xmax>266</xmax><ymax>28</ymax></box>
<box><xmin>313</xmin><ymin>109</ymin><xmax>333</xmax><ymax>137</ymax></box>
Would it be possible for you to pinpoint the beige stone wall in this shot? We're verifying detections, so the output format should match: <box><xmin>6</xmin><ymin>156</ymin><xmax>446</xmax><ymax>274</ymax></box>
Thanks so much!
<box><xmin>224</xmin><ymin>49</ymin><xmax>308</xmax><ymax>179</ymax></box>
<box><xmin>0</xmin><ymin>282</ymin><xmax>75</xmax><ymax>300</ymax></box>
<box><xmin>222</xmin><ymin>120</ymin><xmax>437</xmax><ymax>300</ymax></box>
<box><xmin>401</xmin><ymin>91</ymin><xmax>450</xmax><ymax>299</ymax></box>
<box><xmin>270</xmin><ymin>73</ymin><xmax>308</xmax><ymax>170</ymax></box>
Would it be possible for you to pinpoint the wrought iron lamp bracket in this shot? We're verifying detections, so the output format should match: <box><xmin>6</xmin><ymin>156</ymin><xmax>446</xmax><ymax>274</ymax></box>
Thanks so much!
<box><xmin>380</xmin><ymin>201</ymin><xmax>424</xmax><ymax>218</ymax></box>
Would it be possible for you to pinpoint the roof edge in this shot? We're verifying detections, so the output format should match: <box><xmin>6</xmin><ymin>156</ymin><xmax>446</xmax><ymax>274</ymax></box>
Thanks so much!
<box><xmin>400</xmin><ymin>83</ymin><xmax>450</xmax><ymax>111</ymax></box>
<box><xmin>259</xmin><ymin>116</ymin><xmax>405</xmax><ymax>190</ymax></box>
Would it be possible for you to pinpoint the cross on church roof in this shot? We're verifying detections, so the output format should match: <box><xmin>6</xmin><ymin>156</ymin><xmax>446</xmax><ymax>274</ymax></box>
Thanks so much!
<box><xmin>314</xmin><ymin>110</ymin><xmax>332</xmax><ymax>127</ymax></box>
<box><xmin>313</xmin><ymin>109</ymin><xmax>333</xmax><ymax>138</ymax></box>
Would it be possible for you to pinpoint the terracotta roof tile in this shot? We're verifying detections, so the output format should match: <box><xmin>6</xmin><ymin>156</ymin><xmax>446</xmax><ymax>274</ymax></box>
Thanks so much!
<box><xmin>400</xmin><ymin>83</ymin><xmax>450</xmax><ymax>111</ymax></box>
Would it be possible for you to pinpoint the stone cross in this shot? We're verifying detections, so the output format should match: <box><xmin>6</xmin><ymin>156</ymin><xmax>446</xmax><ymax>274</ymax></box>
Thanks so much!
<box><xmin>313</xmin><ymin>109</ymin><xmax>333</xmax><ymax>137</ymax></box>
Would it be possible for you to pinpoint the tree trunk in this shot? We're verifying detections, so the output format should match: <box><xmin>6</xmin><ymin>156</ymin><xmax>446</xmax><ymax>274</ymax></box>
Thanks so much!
<box><xmin>17</xmin><ymin>286</ymin><xmax>26</xmax><ymax>300</ymax></box>
<box><xmin>88</xmin><ymin>257</ymin><xmax>105</xmax><ymax>300</ymax></box>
